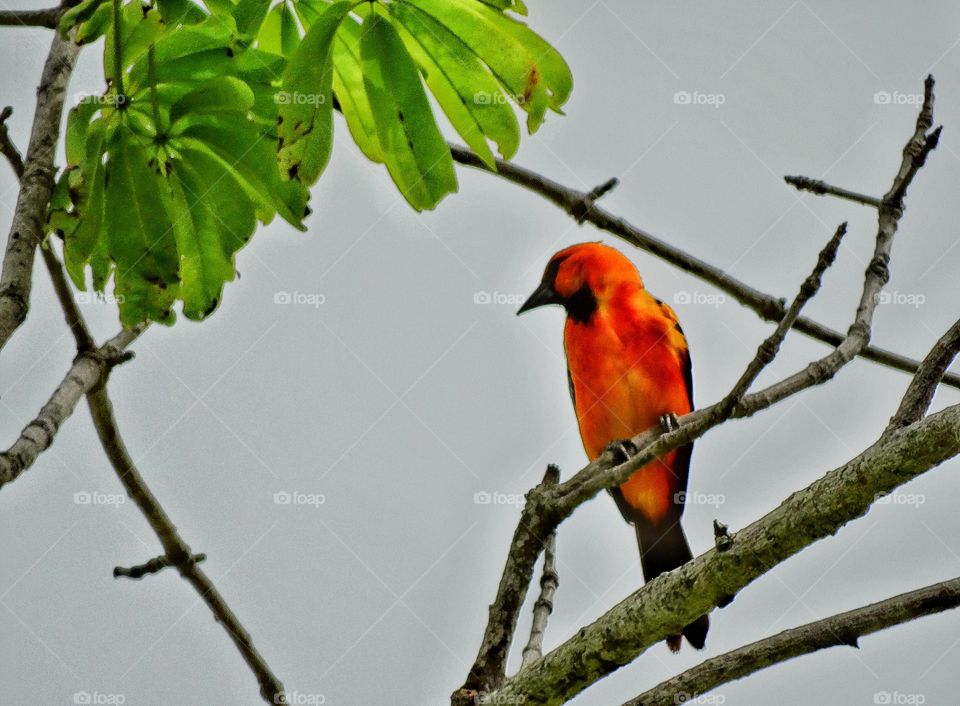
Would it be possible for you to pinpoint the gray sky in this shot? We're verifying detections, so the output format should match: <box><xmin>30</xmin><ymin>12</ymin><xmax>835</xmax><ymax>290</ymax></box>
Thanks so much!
<box><xmin>3</xmin><ymin>1</ymin><xmax>960</xmax><ymax>704</ymax></box>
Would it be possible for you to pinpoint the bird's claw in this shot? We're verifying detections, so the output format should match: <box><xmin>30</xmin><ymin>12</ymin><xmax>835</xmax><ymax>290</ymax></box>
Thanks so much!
<box><xmin>604</xmin><ymin>438</ymin><xmax>638</xmax><ymax>464</ymax></box>
<box><xmin>659</xmin><ymin>412</ymin><xmax>680</xmax><ymax>433</ymax></box>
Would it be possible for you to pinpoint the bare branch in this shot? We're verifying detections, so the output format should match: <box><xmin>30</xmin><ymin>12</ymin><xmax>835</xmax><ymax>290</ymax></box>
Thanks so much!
<box><xmin>447</xmin><ymin>126</ymin><xmax>959</xmax><ymax>391</ymax></box>
<box><xmin>490</xmin><ymin>403</ymin><xmax>960</xmax><ymax>705</ymax></box>
<box><xmin>87</xmin><ymin>388</ymin><xmax>286</xmax><ymax>703</ymax></box>
<box><xmin>114</xmin><ymin>553</ymin><xmax>207</xmax><ymax>579</ymax></box>
<box><xmin>0</xmin><ymin>106</ymin><xmax>26</xmax><ymax>177</ymax></box>
<box><xmin>783</xmin><ymin>175</ymin><xmax>882</xmax><ymax>208</ymax></box>
<box><xmin>0</xmin><ymin>32</ymin><xmax>79</xmax><ymax>353</ymax></box>
<box><xmin>0</xmin><ymin>6</ymin><xmax>63</xmax><ymax>28</ymax></box>
<box><xmin>520</xmin><ymin>528</ymin><xmax>558</xmax><ymax>670</ymax></box>
<box><xmin>623</xmin><ymin>577</ymin><xmax>960</xmax><ymax>706</ymax></box>
<box><xmin>887</xmin><ymin>317</ymin><xmax>960</xmax><ymax>431</ymax></box>
<box><xmin>0</xmin><ymin>327</ymin><xmax>140</xmax><ymax>489</ymax></box>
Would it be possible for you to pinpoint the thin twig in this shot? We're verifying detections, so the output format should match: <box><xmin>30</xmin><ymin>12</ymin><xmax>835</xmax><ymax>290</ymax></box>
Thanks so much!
<box><xmin>0</xmin><ymin>31</ymin><xmax>79</xmax><ymax>353</ymax></box>
<box><xmin>887</xmin><ymin>317</ymin><xmax>960</xmax><ymax>431</ymax></box>
<box><xmin>87</xmin><ymin>388</ymin><xmax>286</xmax><ymax>703</ymax></box>
<box><xmin>114</xmin><ymin>553</ymin><xmax>207</xmax><ymax>579</ymax></box>
<box><xmin>0</xmin><ymin>106</ymin><xmax>26</xmax><ymax>177</ymax></box>
<box><xmin>520</xmin><ymin>530</ymin><xmax>558</xmax><ymax>669</ymax></box>
<box><xmin>784</xmin><ymin>175</ymin><xmax>883</xmax><ymax>208</ymax></box>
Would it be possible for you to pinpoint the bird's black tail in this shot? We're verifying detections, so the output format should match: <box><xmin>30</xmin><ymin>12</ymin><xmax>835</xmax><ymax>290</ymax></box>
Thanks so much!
<box><xmin>635</xmin><ymin>518</ymin><xmax>709</xmax><ymax>652</ymax></box>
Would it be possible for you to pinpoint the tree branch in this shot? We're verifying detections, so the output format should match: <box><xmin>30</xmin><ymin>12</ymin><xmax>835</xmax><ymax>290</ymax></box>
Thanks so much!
<box><xmin>0</xmin><ymin>327</ymin><xmax>139</xmax><ymax>489</ymax></box>
<box><xmin>114</xmin><ymin>553</ymin><xmax>207</xmax><ymax>579</ymax></box>
<box><xmin>447</xmin><ymin>101</ymin><xmax>959</xmax><ymax>391</ymax></box>
<box><xmin>0</xmin><ymin>6</ymin><xmax>63</xmax><ymax>28</ymax></box>
<box><xmin>622</xmin><ymin>576</ymin><xmax>960</xmax><ymax>706</ymax></box>
<box><xmin>783</xmin><ymin>175</ymin><xmax>883</xmax><ymax>208</ymax></box>
<box><xmin>0</xmin><ymin>31</ymin><xmax>79</xmax><ymax>353</ymax></box>
<box><xmin>490</xmin><ymin>403</ymin><xmax>960</xmax><ymax>705</ymax></box>
<box><xmin>887</xmin><ymin>316</ymin><xmax>960</xmax><ymax>431</ymax></box>
<box><xmin>520</xmin><ymin>528</ymin><xmax>558</xmax><ymax>670</ymax></box>
<box><xmin>87</xmin><ymin>388</ymin><xmax>286</xmax><ymax>703</ymax></box>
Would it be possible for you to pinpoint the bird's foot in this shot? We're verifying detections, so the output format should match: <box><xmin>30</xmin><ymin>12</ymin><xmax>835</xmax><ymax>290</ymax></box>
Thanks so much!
<box><xmin>659</xmin><ymin>412</ymin><xmax>681</xmax><ymax>434</ymax></box>
<box><xmin>604</xmin><ymin>438</ymin><xmax>638</xmax><ymax>464</ymax></box>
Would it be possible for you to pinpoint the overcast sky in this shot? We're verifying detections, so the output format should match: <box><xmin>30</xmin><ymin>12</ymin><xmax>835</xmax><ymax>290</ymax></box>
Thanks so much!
<box><xmin>3</xmin><ymin>1</ymin><xmax>960</xmax><ymax>704</ymax></box>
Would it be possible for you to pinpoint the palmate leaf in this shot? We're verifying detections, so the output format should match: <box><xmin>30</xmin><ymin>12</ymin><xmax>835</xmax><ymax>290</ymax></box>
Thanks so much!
<box><xmin>360</xmin><ymin>9</ymin><xmax>457</xmax><ymax>210</ymax></box>
<box><xmin>281</xmin><ymin>0</ymin><xmax>570</xmax><ymax>208</ymax></box>
<box><xmin>53</xmin><ymin>1</ymin><xmax>309</xmax><ymax>325</ymax></box>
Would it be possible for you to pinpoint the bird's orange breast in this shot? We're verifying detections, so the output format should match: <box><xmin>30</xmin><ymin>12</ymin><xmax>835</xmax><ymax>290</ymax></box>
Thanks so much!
<box><xmin>565</xmin><ymin>297</ymin><xmax>691</xmax><ymax>525</ymax></box>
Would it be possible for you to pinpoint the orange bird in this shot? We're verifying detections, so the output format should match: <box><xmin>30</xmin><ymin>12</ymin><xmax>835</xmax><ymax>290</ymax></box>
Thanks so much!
<box><xmin>518</xmin><ymin>241</ymin><xmax>708</xmax><ymax>651</ymax></box>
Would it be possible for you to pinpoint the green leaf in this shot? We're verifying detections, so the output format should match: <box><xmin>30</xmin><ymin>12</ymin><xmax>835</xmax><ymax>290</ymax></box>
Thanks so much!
<box><xmin>233</xmin><ymin>0</ymin><xmax>272</xmax><ymax>36</ymax></box>
<box><xmin>389</xmin><ymin>1</ymin><xmax>519</xmax><ymax>165</ymax></box>
<box><xmin>58</xmin><ymin>0</ymin><xmax>107</xmax><ymax>40</ymax></box>
<box><xmin>402</xmin><ymin>0</ymin><xmax>572</xmax><ymax>131</ymax></box>
<box><xmin>157</xmin><ymin>0</ymin><xmax>208</xmax><ymax>25</ymax></box>
<box><xmin>360</xmin><ymin>10</ymin><xmax>457</xmax><ymax>210</ymax></box>
<box><xmin>170</xmin><ymin>76</ymin><xmax>255</xmax><ymax>122</ymax></box>
<box><xmin>257</xmin><ymin>1</ymin><xmax>299</xmax><ymax>56</ymax></box>
<box><xmin>277</xmin><ymin>0</ymin><xmax>353</xmax><ymax>184</ymax></box>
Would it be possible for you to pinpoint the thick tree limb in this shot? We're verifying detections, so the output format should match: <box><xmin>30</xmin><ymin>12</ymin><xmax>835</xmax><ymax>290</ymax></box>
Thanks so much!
<box><xmin>0</xmin><ymin>6</ymin><xmax>63</xmax><ymax>28</ymax></box>
<box><xmin>490</xmin><ymin>403</ymin><xmax>960</xmax><ymax>705</ymax></box>
<box><xmin>0</xmin><ymin>327</ymin><xmax>139</xmax><ymax>488</ymax></box>
<box><xmin>622</xmin><ymin>576</ymin><xmax>960</xmax><ymax>706</ymax></box>
<box><xmin>87</xmin><ymin>388</ymin><xmax>286</xmax><ymax>703</ymax></box>
<box><xmin>0</xmin><ymin>31</ymin><xmax>79</xmax><ymax>353</ymax></box>
<box><xmin>447</xmin><ymin>108</ymin><xmax>960</xmax><ymax>391</ymax></box>
<box><xmin>887</xmin><ymin>317</ymin><xmax>960</xmax><ymax>431</ymax></box>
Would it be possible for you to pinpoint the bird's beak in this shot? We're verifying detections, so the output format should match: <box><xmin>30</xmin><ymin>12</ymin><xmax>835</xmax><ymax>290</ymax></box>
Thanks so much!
<box><xmin>517</xmin><ymin>280</ymin><xmax>560</xmax><ymax>316</ymax></box>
